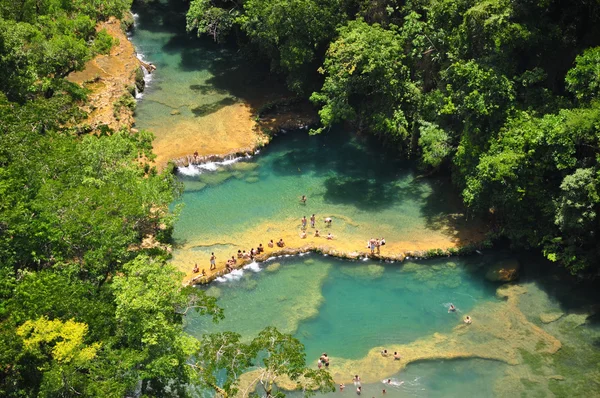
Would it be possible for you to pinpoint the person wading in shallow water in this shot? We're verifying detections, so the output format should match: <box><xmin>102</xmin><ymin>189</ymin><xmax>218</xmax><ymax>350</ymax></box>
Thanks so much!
<box><xmin>300</xmin><ymin>195</ymin><xmax>307</xmax><ymax>204</ymax></box>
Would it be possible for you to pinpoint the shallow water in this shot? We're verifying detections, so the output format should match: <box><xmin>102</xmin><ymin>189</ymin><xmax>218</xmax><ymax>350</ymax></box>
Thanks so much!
<box><xmin>283</xmin><ymin>358</ymin><xmax>507</xmax><ymax>398</ymax></box>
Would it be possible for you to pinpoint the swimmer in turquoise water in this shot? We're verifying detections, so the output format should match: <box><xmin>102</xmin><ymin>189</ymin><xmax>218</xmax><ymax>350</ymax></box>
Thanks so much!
<box><xmin>448</xmin><ymin>304</ymin><xmax>456</xmax><ymax>312</ymax></box>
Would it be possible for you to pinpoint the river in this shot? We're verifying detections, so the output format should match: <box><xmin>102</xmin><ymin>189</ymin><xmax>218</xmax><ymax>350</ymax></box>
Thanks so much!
<box><xmin>129</xmin><ymin>1</ymin><xmax>600</xmax><ymax>397</ymax></box>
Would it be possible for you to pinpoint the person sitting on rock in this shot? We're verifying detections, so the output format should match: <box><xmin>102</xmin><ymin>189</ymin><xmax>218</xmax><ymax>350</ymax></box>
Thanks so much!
<box><xmin>464</xmin><ymin>315</ymin><xmax>472</xmax><ymax>324</ymax></box>
<box><xmin>277</xmin><ymin>238</ymin><xmax>285</xmax><ymax>247</ymax></box>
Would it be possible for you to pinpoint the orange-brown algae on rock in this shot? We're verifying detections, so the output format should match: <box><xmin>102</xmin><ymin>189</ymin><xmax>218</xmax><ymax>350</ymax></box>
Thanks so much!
<box><xmin>67</xmin><ymin>16</ymin><xmax>143</xmax><ymax>131</ymax></box>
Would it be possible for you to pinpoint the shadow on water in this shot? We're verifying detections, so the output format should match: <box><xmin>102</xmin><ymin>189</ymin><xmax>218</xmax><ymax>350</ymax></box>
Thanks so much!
<box><xmin>517</xmin><ymin>250</ymin><xmax>600</xmax><ymax>316</ymax></box>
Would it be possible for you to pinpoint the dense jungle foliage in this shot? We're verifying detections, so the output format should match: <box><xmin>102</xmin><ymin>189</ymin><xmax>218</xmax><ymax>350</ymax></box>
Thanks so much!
<box><xmin>187</xmin><ymin>0</ymin><xmax>600</xmax><ymax>275</ymax></box>
<box><xmin>0</xmin><ymin>1</ymin><xmax>333</xmax><ymax>396</ymax></box>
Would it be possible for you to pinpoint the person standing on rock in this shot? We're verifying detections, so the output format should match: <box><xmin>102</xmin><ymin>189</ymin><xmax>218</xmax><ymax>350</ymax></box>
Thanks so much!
<box><xmin>302</xmin><ymin>216</ymin><xmax>307</xmax><ymax>229</ymax></box>
<box><xmin>210</xmin><ymin>252</ymin><xmax>216</xmax><ymax>270</ymax></box>
<box><xmin>310</xmin><ymin>214</ymin><xmax>316</xmax><ymax>228</ymax></box>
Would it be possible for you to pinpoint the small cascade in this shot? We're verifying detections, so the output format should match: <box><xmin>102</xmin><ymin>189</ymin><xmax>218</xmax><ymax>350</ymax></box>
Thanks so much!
<box><xmin>175</xmin><ymin>151</ymin><xmax>255</xmax><ymax>174</ymax></box>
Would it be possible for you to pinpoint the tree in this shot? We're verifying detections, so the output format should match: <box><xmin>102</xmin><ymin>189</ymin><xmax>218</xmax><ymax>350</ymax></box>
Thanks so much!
<box><xmin>310</xmin><ymin>19</ymin><xmax>418</xmax><ymax>145</ymax></box>
<box><xmin>193</xmin><ymin>327</ymin><xmax>335</xmax><ymax>398</ymax></box>
<box><xmin>111</xmin><ymin>254</ymin><xmax>222</xmax><ymax>396</ymax></box>
<box><xmin>565</xmin><ymin>47</ymin><xmax>600</xmax><ymax>104</ymax></box>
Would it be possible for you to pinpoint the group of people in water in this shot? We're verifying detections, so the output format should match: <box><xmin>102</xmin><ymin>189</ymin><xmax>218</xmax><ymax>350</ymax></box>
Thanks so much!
<box><xmin>448</xmin><ymin>303</ymin><xmax>473</xmax><ymax>324</ymax></box>
<box><xmin>299</xmin><ymin>213</ymin><xmax>334</xmax><ymax>240</ymax></box>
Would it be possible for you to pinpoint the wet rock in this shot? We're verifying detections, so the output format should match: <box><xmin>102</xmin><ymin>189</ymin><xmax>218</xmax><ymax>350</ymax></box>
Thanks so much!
<box><xmin>170</xmin><ymin>109</ymin><xmax>181</xmax><ymax>115</ymax></box>
<box><xmin>485</xmin><ymin>258</ymin><xmax>520</xmax><ymax>282</ymax></box>
<box><xmin>548</xmin><ymin>375</ymin><xmax>565</xmax><ymax>381</ymax></box>
<box><xmin>266</xmin><ymin>262</ymin><xmax>281</xmax><ymax>272</ymax></box>
<box><xmin>539</xmin><ymin>312</ymin><xmax>564</xmax><ymax>324</ymax></box>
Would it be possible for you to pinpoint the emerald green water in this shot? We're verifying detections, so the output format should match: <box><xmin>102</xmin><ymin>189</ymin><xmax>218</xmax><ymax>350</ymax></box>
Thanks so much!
<box><xmin>129</xmin><ymin>3</ymin><xmax>600</xmax><ymax>397</ymax></box>
<box><xmin>186</xmin><ymin>255</ymin><xmax>498</xmax><ymax>361</ymax></box>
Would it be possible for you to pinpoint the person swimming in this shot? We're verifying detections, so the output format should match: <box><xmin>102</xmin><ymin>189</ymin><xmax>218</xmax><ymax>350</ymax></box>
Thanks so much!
<box><xmin>324</xmin><ymin>217</ymin><xmax>332</xmax><ymax>226</ymax></box>
<box><xmin>300</xmin><ymin>195</ymin><xmax>307</xmax><ymax>204</ymax></box>
<box><xmin>448</xmin><ymin>304</ymin><xmax>456</xmax><ymax>312</ymax></box>
<box><xmin>339</xmin><ymin>383</ymin><xmax>345</xmax><ymax>391</ymax></box>
<box><xmin>356</xmin><ymin>386</ymin><xmax>361</xmax><ymax>395</ymax></box>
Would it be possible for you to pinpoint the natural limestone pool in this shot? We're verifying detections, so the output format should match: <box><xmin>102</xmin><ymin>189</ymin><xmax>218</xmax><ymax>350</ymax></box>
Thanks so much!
<box><xmin>129</xmin><ymin>3</ymin><xmax>600</xmax><ymax>397</ymax></box>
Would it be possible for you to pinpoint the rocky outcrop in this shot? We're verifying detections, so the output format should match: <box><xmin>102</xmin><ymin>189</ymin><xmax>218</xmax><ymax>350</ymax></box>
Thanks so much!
<box><xmin>67</xmin><ymin>15</ymin><xmax>151</xmax><ymax>132</ymax></box>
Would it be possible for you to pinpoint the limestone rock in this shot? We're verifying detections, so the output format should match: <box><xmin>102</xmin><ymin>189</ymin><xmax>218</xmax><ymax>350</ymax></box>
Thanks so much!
<box><xmin>548</xmin><ymin>375</ymin><xmax>565</xmax><ymax>381</ymax></box>
<box><xmin>485</xmin><ymin>258</ymin><xmax>520</xmax><ymax>282</ymax></box>
<box><xmin>170</xmin><ymin>109</ymin><xmax>181</xmax><ymax>115</ymax></box>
